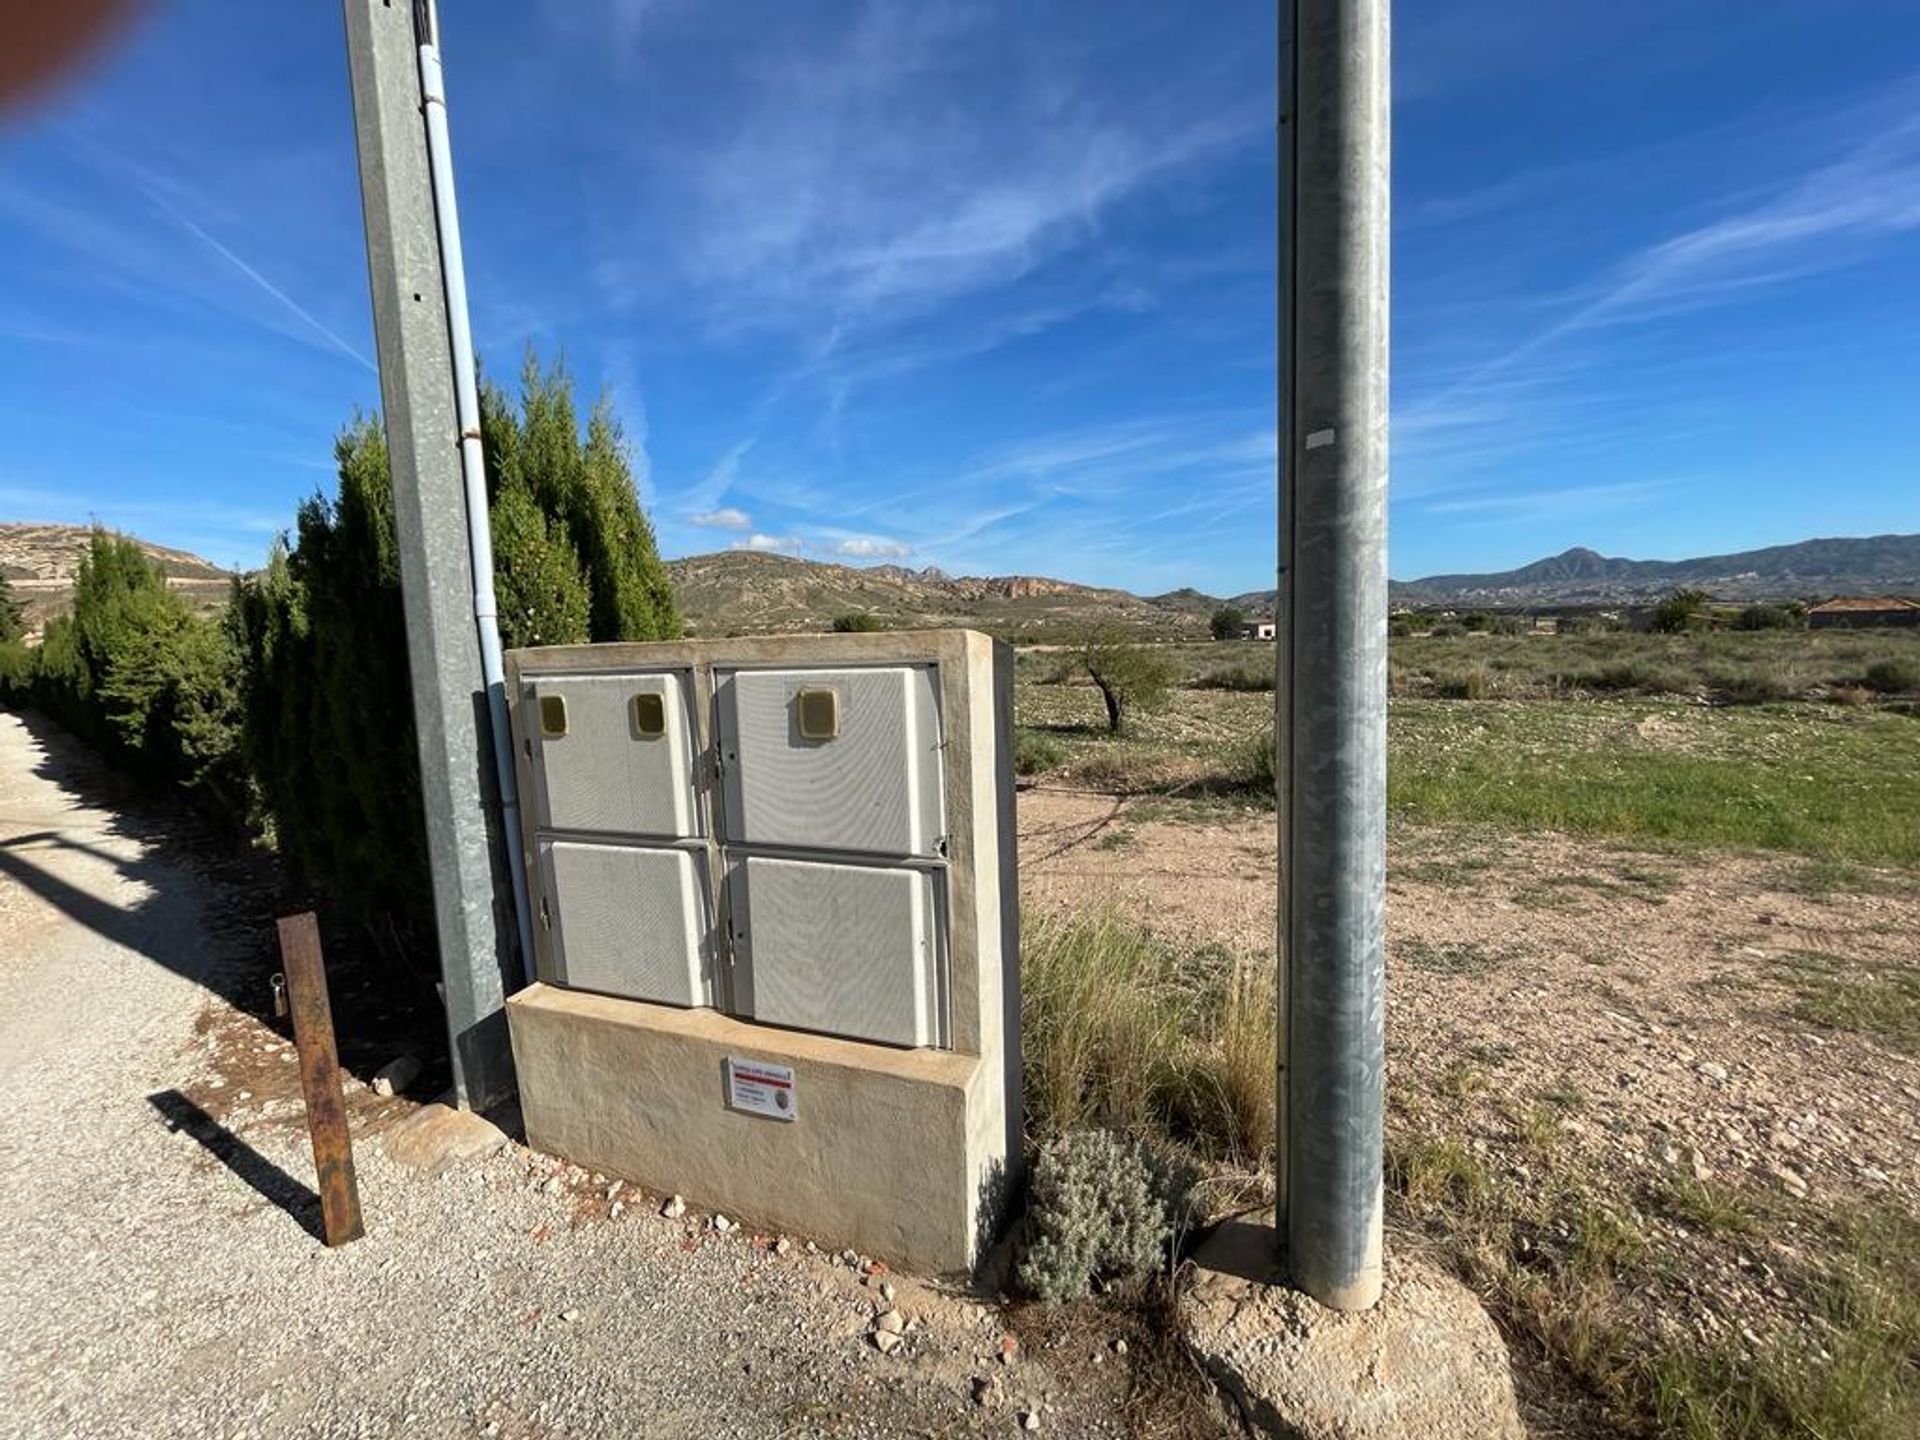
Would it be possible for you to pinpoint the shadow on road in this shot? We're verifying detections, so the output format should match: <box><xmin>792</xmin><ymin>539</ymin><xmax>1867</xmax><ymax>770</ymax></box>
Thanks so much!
<box><xmin>0</xmin><ymin>709</ymin><xmax>448</xmax><ymax>1092</ymax></box>
<box><xmin>147</xmin><ymin>1089</ymin><xmax>325</xmax><ymax>1243</ymax></box>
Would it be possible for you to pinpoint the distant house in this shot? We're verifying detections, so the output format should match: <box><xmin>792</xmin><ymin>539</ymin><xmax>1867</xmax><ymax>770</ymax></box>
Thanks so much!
<box><xmin>1806</xmin><ymin>596</ymin><xmax>1920</xmax><ymax>629</ymax></box>
<box><xmin>1235</xmin><ymin>620</ymin><xmax>1276</xmax><ymax>641</ymax></box>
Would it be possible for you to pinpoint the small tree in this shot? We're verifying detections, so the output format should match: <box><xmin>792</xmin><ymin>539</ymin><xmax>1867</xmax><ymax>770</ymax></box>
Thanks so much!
<box><xmin>0</xmin><ymin>572</ymin><xmax>23</xmax><ymax>645</ymax></box>
<box><xmin>1084</xmin><ymin>634</ymin><xmax>1176</xmax><ymax>735</ymax></box>
<box><xmin>831</xmin><ymin>612</ymin><xmax>886</xmax><ymax>633</ymax></box>
<box><xmin>1650</xmin><ymin>588</ymin><xmax>1710</xmax><ymax>633</ymax></box>
<box><xmin>1209</xmin><ymin>605</ymin><xmax>1246</xmax><ymax>641</ymax></box>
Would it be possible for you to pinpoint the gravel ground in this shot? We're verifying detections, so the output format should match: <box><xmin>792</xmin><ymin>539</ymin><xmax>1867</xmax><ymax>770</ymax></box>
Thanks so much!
<box><xmin>0</xmin><ymin>714</ymin><xmax>1209</xmax><ymax>1440</ymax></box>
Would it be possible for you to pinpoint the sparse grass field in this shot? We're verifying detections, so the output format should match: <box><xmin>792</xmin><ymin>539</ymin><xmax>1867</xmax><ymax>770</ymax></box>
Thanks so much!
<box><xmin>1014</xmin><ymin>625</ymin><xmax>1920</xmax><ymax>1439</ymax></box>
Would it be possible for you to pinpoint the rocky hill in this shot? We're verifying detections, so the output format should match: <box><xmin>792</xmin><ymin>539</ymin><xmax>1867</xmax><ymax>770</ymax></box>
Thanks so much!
<box><xmin>0</xmin><ymin>523</ymin><xmax>233</xmax><ymax>638</ymax></box>
<box><xmin>666</xmin><ymin>550</ymin><xmax>1206</xmax><ymax>640</ymax></box>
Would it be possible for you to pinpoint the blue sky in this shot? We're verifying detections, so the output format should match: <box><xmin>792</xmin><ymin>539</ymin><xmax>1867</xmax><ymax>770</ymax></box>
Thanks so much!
<box><xmin>1</xmin><ymin>2</ymin><xmax>1916</xmax><ymax>595</ymax></box>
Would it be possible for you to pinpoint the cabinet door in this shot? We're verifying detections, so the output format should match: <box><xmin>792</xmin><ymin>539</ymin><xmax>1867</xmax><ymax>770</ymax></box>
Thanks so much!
<box><xmin>525</xmin><ymin>671</ymin><xmax>699</xmax><ymax>838</ymax></box>
<box><xmin>729</xmin><ymin>855</ymin><xmax>942</xmax><ymax>1048</ymax></box>
<box><xmin>539</xmin><ymin>838</ymin><xmax>711</xmax><ymax>1007</ymax></box>
<box><xmin>715</xmin><ymin>665</ymin><xmax>943</xmax><ymax>858</ymax></box>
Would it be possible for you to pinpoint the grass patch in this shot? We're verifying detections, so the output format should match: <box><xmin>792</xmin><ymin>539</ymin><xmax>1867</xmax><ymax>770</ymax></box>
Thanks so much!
<box><xmin>1439</xmin><ymin>1062</ymin><xmax>1489</xmax><ymax>1100</ymax></box>
<box><xmin>1013</xmin><ymin>727</ymin><xmax>1065</xmax><ymax>776</ymax></box>
<box><xmin>1656</xmin><ymin>1175</ymin><xmax>1760</xmax><ymax>1238</ymax></box>
<box><xmin>1398</xmin><ymin>938</ymin><xmax>1507</xmax><ymax>975</ymax></box>
<box><xmin>1643</xmin><ymin>1207</ymin><xmax>1920</xmax><ymax>1440</ymax></box>
<box><xmin>1389</xmin><ymin>700</ymin><xmax>1920</xmax><ymax>866</ymax></box>
<box><xmin>1539</xmin><ymin>1080</ymin><xmax>1587</xmax><ymax>1111</ymax></box>
<box><xmin>1392</xmin><ymin>1114</ymin><xmax>1920</xmax><ymax>1440</ymax></box>
<box><xmin>1789</xmin><ymin>963</ymin><xmax>1920</xmax><ymax>1046</ymax></box>
<box><xmin>1388</xmin><ymin>1135</ymin><xmax>1493</xmax><ymax>1211</ymax></box>
<box><xmin>1394</xmin><ymin>852</ymin><xmax>1502</xmax><ymax>886</ymax></box>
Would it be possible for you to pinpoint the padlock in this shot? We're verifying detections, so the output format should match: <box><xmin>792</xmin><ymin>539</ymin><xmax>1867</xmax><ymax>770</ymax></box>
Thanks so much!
<box><xmin>271</xmin><ymin>972</ymin><xmax>289</xmax><ymax>1019</ymax></box>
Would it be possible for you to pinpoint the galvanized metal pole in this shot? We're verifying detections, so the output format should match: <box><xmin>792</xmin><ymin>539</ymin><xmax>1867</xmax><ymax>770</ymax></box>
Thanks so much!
<box><xmin>1275</xmin><ymin>0</ymin><xmax>1390</xmax><ymax>1311</ymax></box>
<box><xmin>342</xmin><ymin>0</ymin><xmax>518</xmax><ymax>1111</ymax></box>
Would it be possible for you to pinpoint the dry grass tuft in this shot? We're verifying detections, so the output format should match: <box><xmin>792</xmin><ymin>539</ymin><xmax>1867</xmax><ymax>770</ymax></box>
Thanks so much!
<box><xmin>1020</xmin><ymin>907</ymin><xmax>1274</xmax><ymax>1171</ymax></box>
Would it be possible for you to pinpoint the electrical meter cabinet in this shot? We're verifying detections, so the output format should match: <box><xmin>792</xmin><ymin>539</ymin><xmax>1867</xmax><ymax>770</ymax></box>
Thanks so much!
<box><xmin>503</xmin><ymin>630</ymin><xmax>1019</xmax><ymax>1276</ymax></box>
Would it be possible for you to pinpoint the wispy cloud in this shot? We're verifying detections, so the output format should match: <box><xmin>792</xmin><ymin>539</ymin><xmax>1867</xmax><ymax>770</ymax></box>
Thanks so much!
<box><xmin>1414</xmin><ymin>477</ymin><xmax>1680</xmax><ymax>526</ymax></box>
<box><xmin>672</xmin><ymin>437</ymin><xmax>756</xmax><ymax>517</ymax></box>
<box><xmin>690</xmin><ymin>506</ymin><xmax>752</xmax><ymax>530</ymax></box>
<box><xmin>131</xmin><ymin>179</ymin><xmax>373</xmax><ymax>371</ymax></box>
<box><xmin>1413</xmin><ymin>110</ymin><xmax>1920</xmax><ymax>421</ymax></box>
<box><xmin>591</xmin><ymin>5</ymin><xmax>1265</xmax><ymax>338</ymax></box>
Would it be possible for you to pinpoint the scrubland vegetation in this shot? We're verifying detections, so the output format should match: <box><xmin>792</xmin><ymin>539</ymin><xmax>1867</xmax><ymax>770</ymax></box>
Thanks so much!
<box><xmin>9</xmin><ymin>456</ymin><xmax>1917</xmax><ymax>1432</ymax></box>
<box><xmin>1014</xmin><ymin>624</ymin><xmax>1920</xmax><ymax>1435</ymax></box>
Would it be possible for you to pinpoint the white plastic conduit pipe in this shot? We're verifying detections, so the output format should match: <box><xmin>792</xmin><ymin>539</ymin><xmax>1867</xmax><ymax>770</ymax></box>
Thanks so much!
<box><xmin>416</xmin><ymin>0</ymin><xmax>537</xmax><ymax>984</ymax></box>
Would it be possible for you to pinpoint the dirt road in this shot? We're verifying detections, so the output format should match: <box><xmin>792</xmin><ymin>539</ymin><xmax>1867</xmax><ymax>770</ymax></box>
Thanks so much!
<box><xmin>0</xmin><ymin>713</ymin><xmax>1185</xmax><ymax>1440</ymax></box>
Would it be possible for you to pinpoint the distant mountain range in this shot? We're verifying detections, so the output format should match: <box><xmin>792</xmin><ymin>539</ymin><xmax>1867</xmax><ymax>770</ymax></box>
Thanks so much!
<box><xmin>8</xmin><ymin>521</ymin><xmax>1918</xmax><ymax>642</ymax></box>
<box><xmin>1383</xmin><ymin>533</ymin><xmax>1920</xmax><ymax>607</ymax></box>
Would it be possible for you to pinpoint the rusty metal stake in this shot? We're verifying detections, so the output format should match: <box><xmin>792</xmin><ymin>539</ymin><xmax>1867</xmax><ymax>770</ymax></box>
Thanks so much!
<box><xmin>277</xmin><ymin>912</ymin><xmax>366</xmax><ymax>1247</ymax></box>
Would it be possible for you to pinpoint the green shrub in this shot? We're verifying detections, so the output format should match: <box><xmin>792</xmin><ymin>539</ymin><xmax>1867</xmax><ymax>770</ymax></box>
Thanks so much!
<box><xmin>1013</xmin><ymin>728</ymin><xmax>1064</xmax><ymax>776</ymax></box>
<box><xmin>830</xmin><ymin>612</ymin><xmax>886</xmax><ymax>633</ymax></box>
<box><xmin>1228</xmin><ymin>727</ymin><xmax>1275</xmax><ymax>791</ymax></box>
<box><xmin>1650</xmin><ymin>588</ymin><xmax>1710</xmax><ymax>634</ymax></box>
<box><xmin>1209</xmin><ymin>605</ymin><xmax>1246</xmax><ymax>641</ymax></box>
<box><xmin>1737</xmin><ymin>603</ymin><xmax>1804</xmax><ymax>631</ymax></box>
<box><xmin>1577</xmin><ymin>659</ymin><xmax>1689</xmax><ymax>695</ymax></box>
<box><xmin>0</xmin><ymin>572</ymin><xmax>22</xmax><ymax>645</ymax></box>
<box><xmin>1016</xmin><ymin>1130</ymin><xmax>1184</xmax><ymax>1303</ymax></box>
<box><xmin>1193</xmin><ymin>662</ymin><xmax>1274</xmax><ymax>692</ymax></box>
<box><xmin>11</xmin><ymin>530</ymin><xmax>247</xmax><ymax>821</ymax></box>
<box><xmin>1864</xmin><ymin>658</ymin><xmax>1919</xmax><ymax>694</ymax></box>
<box><xmin>1429</xmin><ymin>620</ymin><xmax>1467</xmax><ymax>638</ymax></box>
<box><xmin>1708</xmin><ymin>667</ymin><xmax>1799</xmax><ymax>704</ymax></box>
<box><xmin>0</xmin><ymin>639</ymin><xmax>32</xmax><ymax>702</ymax></box>
<box><xmin>1434</xmin><ymin>664</ymin><xmax>1495</xmax><ymax>700</ymax></box>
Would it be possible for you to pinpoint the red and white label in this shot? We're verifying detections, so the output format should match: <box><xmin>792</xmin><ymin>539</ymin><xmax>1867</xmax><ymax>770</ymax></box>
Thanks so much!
<box><xmin>726</xmin><ymin>1057</ymin><xmax>797</xmax><ymax>1122</ymax></box>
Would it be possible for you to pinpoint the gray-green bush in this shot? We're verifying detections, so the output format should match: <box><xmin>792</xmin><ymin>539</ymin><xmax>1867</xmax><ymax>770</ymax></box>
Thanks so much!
<box><xmin>1016</xmin><ymin>1130</ymin><xmax>1183</xmax><ymax>1303</ymax></box>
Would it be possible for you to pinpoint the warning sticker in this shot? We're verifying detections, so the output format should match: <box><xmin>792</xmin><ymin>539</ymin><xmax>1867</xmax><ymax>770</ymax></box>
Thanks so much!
<box><xmin>726</xmin><ymin>1057</ymin><xmax>798</xmax><ymax>1122</ymax></box>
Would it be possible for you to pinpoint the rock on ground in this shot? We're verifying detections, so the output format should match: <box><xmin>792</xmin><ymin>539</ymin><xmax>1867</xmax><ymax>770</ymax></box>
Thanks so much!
<box><xmin>1177</xmin><ymin>1214</ymin><xmax>1524</xmax><ymax>1440</ymax></box>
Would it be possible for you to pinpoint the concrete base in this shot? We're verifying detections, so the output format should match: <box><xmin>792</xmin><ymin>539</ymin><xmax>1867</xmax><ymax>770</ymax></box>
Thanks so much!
<box><xmin>1177</xmin><ymin>1214</ymin><xmax>1523</xmax><ymax>1440</ymax></box>
<box><xmin>507</xmin><ymin>983</ymin><xmax>1011</xmax><ymax>1276</ymax></box>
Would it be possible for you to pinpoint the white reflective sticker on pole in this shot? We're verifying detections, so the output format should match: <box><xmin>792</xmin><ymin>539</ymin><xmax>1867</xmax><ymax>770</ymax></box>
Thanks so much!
<box><xmin>1306</xmin><ymin>428</ymin><xmax>1338</xmax><ymax>450</ymax></box>
<box><xmin>726</xmin><ymin>1057</ymin><xmax>798</xmax><ymax>1121</ymax></box>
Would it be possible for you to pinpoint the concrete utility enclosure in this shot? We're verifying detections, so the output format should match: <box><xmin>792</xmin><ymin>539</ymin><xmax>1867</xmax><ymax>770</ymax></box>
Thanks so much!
<box><xmin>503</xmin><ymin>630</ymin><xmax>1020</xmax><ymax>1274</ymax></box>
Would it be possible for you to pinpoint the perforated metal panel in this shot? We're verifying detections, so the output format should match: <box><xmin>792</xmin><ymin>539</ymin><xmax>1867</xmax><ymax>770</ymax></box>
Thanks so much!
<box><xmin>539</xmin><ymin>838</ymin><xmax>710</xmax><ymax>1007</ymax></box>
<box><xmin>715</xmin><ymin>666</ymin><xmax>943</xmax><ymax>858</ymax></box>
<box><xmin>730</xmin><ymin>856</ymin><xmax>942</xmax><ymax>1048</ymax></box>
<box><xmin>526</xmin><ymin>671</ymin><xmax>699</xmax><ymax>837</ymax></box>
